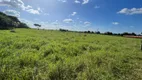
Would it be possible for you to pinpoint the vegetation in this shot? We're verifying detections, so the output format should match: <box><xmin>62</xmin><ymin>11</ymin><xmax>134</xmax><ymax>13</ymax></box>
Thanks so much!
<box><xmin>0</xmin><ymin>28</ymin><xmax>142</xmax><ymax>80</ymax></box>
<box><xmin>59</xmin><ymin>29</ymin><xmax>138</xmax><ymax>36</ymax></box>
<box><xmin>34</xmin><ymin>24</ymin><xmax>41</xmax><ymax>30</ymax></box>
<box><xmin>0</xmin><ymin>12</ymin><xmax>29</xmax><ymax>30</ymax></box>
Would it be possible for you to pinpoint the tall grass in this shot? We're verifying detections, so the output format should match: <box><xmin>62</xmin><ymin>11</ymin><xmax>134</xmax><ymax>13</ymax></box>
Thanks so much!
<box><xmin>0</xmin><ymin>28</ymin><xmax>142</xmax><ymax>80</ymax></box>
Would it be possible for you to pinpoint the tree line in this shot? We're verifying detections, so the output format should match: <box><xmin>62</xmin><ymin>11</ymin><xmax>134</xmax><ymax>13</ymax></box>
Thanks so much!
<box><xmin>0</xmin><ymin>12</ymin><xmax>29</xmax><ymax>30</ymax></box>
<box><xmin>59</xmin><ymin>28</ymin><xmax>139</xmax><ymax>36</ymax></box>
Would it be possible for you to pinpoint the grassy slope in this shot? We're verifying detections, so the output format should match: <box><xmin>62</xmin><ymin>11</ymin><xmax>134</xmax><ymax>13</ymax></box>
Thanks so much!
<box><xmin>0</xmin><ymin>28</ymin><xmax>142</xmax><ymax>80</ymax></box>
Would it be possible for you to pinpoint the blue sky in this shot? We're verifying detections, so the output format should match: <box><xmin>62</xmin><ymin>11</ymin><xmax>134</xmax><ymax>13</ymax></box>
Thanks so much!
<box><xmin>0</xmin><ymin>0</ymin><xmax>142</xmax><ymax>33</ymax></box>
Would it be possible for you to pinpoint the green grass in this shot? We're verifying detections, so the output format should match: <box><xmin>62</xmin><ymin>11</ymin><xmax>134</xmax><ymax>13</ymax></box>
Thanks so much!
<box><xmin>0</xmin><ymin>28</ymin><xmax>142</xmax><ymax>80</ymax></box>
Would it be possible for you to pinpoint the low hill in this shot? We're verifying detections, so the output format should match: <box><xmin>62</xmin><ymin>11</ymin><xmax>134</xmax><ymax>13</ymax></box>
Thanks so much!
<box><xmin>0</xmin><ymin>12</ymin><xmax>29</xmax><ymax>29</ymax></box>
<box><xmin>0</xmin><ymin>28</ymin><xmax>142</xmax><ymax>80</ymax></box>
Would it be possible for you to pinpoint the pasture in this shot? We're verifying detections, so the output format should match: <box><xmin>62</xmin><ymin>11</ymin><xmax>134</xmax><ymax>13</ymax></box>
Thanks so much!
<box><xmin>0</xmin><ymin>28</ymin><xmax>142</xmax><ymax>80</ymax></box>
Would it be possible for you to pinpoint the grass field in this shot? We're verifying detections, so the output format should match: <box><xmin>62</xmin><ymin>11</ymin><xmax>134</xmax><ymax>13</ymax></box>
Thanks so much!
<box><xmin>0</xmin><ymin>28</ymin><xmax>142</xmax><ymax>80</ymax></box>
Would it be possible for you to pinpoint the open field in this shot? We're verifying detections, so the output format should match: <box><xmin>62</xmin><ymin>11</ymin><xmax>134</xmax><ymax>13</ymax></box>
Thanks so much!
<box><xmin>0</xmin><ymin>28</ymin><xmax>142</xmax><ymax>80</ymax></box>
<box><xmin>124</xmin><ymin>35</ymin><xmax>142</xmax><ymax>39</ymax></box>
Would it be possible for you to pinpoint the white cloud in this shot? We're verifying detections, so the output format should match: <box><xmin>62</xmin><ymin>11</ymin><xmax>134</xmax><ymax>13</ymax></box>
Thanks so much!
<box><xmin>58</xmin><ymin>0</ymin><xmax>67</xmax><ymax>3</ymax></box>
<box><xmin>25</xmin><ymin>5</ymin><xmax>32</xmax><ymax>10</ymax></box>
<box><xmin>118</xmin><ymin>8</ymin><xmax>142</xmax><ymax>15</ymax></box>
<box><xmin>84</xmin><ymin>21</ymin><xmax>91</xmax><ymax>25</ymax></box>
<box><xmin>26</xmin><ymin>9</ymin><xmax>40</xmax><ymax>15</ymax></box>
<box><xmin>82</xmin><ymin>0</ymin><xmax>89</xmax><ymax>4</ymax></box>
<box><xmin>94</xmin><ymin>5</ymin><xmax>100</xmax><ymax>9</ymax></box>
<box><xmin>37</xmin><ymin>7</ymin><xmax>41</xmax><ymax>11</ymax></box>
<box><xmin>84</xmin><ymin>21</ymin><xmax>91</xmax><ymax>27</ymax></box>
<box><xmin>52</xmin><ymin>20</ymin><xmax>59</xmax><ymax>25</ymax></box>
<box><xmin>25</xmin><ymin>7</ymin><xmax>42</xmax><ymax>15</ymax></box>
<box><xmin>71</xmin><ymin>12</ymin><xmax>77</xmax><ymax>16</ymax></box>
<box><xmin>112</xmin><ymin>22</ymin><xmax>119</xmax><ymax>25</ymax></box>
<box><xmin>3</xmin><ymin>9</ymin><xmax>20</xmax><ymax>17</ymax></box>
<box><xmin>0</xmin><ymin>0</ymin><xmax>25</xmax><ymax>10</ymax></box>
<box><xmin>63</xmin><ymin>19</ymin><xmax>73</xmax><ymax>23</ymax></box>
<box><xmin>75</xmin><ymin>0</ymin><xmax>80</xmax><ymax>3</ymax></box>
<box><xmin>0</xmin><ymin>0</ymin><xmax>41</xmax><ymax>15</ymax></box>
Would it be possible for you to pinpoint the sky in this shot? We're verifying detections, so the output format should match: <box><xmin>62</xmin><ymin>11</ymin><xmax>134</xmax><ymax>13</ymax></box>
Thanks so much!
<box><xmin>0</xmin><ymin>0</ymin><xmax>142</xmax><ymax>33</ymax></box>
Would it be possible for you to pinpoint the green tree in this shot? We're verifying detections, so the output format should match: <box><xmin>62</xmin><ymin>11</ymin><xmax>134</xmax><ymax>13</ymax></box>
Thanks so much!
<box><xmin>34</xmin><ymin>24</ymin><xmax>41</xmax><ymax>30</ymax></box>
<box><xmin>0</xmin><ymin>12</ymin><xmax>29</xmax><ymax>30</ymax></box>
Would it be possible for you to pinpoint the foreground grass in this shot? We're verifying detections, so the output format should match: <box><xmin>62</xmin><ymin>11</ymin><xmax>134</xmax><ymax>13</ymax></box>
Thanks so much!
<box><xmin>0</xmin><ymin>28</ymin><xmax>142</xmax><ymax>80</ymax></box>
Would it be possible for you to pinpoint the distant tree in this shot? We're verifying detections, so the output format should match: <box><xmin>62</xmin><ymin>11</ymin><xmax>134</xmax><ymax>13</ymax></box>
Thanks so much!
<box><xmin>34</xmin><ymin>24</ymin><xmax>41</xmax><ymax>30</ymax></box>
<box><xmin>95</xmin><ymin>31</ymin><xmax>100</xmax><ymax>34</ymax></box>
<box><xmin>91</xmin><ymin>31</ymin><xmax>94</xmax><ymax>33</ymax></box>
<box><xmin>113</xmin><ymin>33</ymin><xmax>118</xmax><ymax>36</ymax></box>
<box><xmin>18</xmin><ymin>23</ymin><xmax>29</xmax><ymax>28</ymax></box>
<box><xmin>104</xmin><ymin>32</ymin><xmax>113</xmax><ymax>35</ymax></box>
<box><xmin>83</xmin><ymin>31</ymin><xmax>94</xmax><ymax>34</ymax></box>
<box><xmin>8</xmin><ymin>16</ymin><xmax>20</xmax><ymax>30</ymax></box>
<box><xmin>121</xmin><ymin>32</ymin><xmax>136</xmax><ymax>36</ymax></box>
<box><xmin>117</xmin><ymin>33</ymin><xmax>121</xmax><ymax>36</ymax></box>
<box><xmin>122</xmin><ymin>32</ymin><xmax>129</xmax><ymax>35</ymax></box>
<box><xmin>87</xmin><ymin>31</ymin><xmax>91</xmax><ymax>33</ymax></box>
<box><xmin>59</xmin><ymin>28</ymin><xmax>68</xmax><ymax>32</ymax></box>
<box><xmin>8</xmin><ymin>16</ymin><xmax>20</xmax><ymax>22</ymax></box>
<box><xmin>131</xmin><ymin>32</ymin><xmax>136</xmax><ymax>36</ymax></box>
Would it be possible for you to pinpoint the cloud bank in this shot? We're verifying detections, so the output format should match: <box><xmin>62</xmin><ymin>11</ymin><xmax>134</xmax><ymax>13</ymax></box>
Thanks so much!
<box><xmin>118</xmin><ymin>8</ymin><xmax>142</xmax><ymax>15</ymax></box>
<box><xmin>0</xmin><ymin>0</ymin><xmax>41</xmax><ymax>14</ymax></box>
<box><xmin>3</xmin><ymin>9</ymin><xmax>20</xmax><ymax>17</ymax></box>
